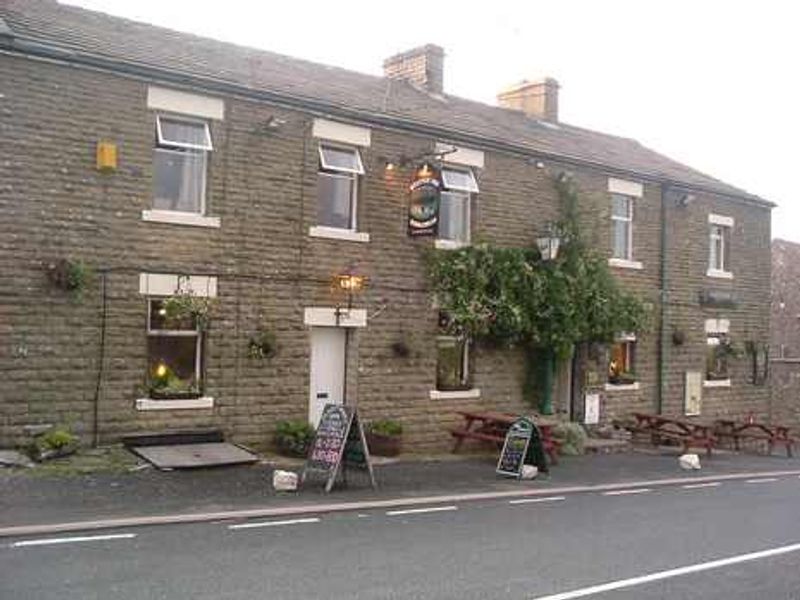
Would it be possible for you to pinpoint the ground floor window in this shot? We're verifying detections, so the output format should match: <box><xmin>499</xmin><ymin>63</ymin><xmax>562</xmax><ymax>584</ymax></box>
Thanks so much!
<box><xmin>147</xmin><ymin>298</ymin><xmax>202</xmax><ymax>398</ymax></box>
<box><xmin>705</xmin><ymin>318</ymin><xmax>733</xmax><ymax>382</ymax></box>
<box><xmin>436</xmin><ymin>335</ymin><xmax>471</xmax><ymax>391</ymax></box>
<box><xmin>706</xmin><ymin>333</ymin><xmax>731</xmax><ymax>381</ymax></box>
<box><xmin>608</xmin><ymin>335</ymin><xmax>636</xmax><ymax>385</ymax></box>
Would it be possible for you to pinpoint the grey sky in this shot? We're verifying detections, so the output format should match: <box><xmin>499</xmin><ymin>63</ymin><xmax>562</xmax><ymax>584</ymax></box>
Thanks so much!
<box><xmin>66</xmin><ymin>0</ymin><xmax>799</xmax><ymax>242</ymax></box>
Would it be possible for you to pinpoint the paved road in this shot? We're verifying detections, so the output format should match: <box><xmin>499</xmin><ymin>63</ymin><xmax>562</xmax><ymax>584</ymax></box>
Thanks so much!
<box><xmin>2</xmin><ymin>475</ymin><xmax>799</xmax><ymax>599</ymax></box>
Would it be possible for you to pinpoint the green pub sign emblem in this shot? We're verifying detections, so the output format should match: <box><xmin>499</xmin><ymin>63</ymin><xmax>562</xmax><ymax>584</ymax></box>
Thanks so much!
<box><xmin>408</xmin><ymin>164</ymin><xmax>441</xmax><ymax>236</ymax></box>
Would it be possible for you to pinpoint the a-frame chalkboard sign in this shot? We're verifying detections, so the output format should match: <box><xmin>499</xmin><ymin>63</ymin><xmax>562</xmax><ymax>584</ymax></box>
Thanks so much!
<box><xmin>496</xmin><ymin>417</ymin><xmax>549</xmax><ymax>478</ymax></box>
<box><xmin>301</xmin><ymin>404</ymin><xmax>376</xmax><ymax>493</ymax></box>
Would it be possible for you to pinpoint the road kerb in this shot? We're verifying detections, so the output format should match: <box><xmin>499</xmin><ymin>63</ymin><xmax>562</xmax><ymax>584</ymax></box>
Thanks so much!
<box><xmin>2</xmin><ymin>468</ymin><xmax>800</xmax><ymax>538</ymax></box>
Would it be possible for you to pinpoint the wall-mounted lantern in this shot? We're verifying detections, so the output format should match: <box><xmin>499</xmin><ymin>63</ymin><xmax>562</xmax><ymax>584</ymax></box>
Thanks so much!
<box><xmin>332</xmin><ymin>270</ymin><xmax>368</xmax><ymax>325</ymax></box>
<box><xmin>536</xmin><ymin>223</ymin><xmax>562</xmax><ymax>261</ymax></box>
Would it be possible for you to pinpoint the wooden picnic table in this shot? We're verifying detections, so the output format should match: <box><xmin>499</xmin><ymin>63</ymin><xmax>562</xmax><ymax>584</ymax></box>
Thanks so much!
<box><xmin>449</xmin><ymin>410</ymin><xmax>561</xmax><ymax>465</ymax></box>
<box><xmin>713</xmin><ymin>419</ymin><xmax>795</xmax><ymax>457</ymax></box>
<box><xmin>629</xmin><ymin>412</ymin><xmax>716</xmax><ymax>456</ymax></box>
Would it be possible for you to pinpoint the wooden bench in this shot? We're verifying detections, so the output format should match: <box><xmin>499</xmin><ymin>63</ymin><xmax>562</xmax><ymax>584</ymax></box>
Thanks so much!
<box><xmin>714</xmin><ymin>420</ymin><xmax>796</xmax><ymax>457</ymax></box>
<box><xmin>449</xmin><ymin>410</ymin><xmax>561</xmax><ymax>465</ymax></box>
<box><xmin>625</xmin><ymin>413</ymin><xmax>717</xmax><ymax>456</ymax></box>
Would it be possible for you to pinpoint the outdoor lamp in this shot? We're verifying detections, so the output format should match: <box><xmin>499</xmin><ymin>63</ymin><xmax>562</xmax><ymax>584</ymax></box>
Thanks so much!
<box><xmin>536</xmin><ymin>223</ymin><xmax>561</xmax><ymax>261</ymax></box>
<box><xmin>332</xmin><ymin>270</ymin><xmax>368</xmax><ymax>325</ymax></box>
<box><xmin>334</xmin><ymin>273</ymin><xmax>367</xmax><ymax>293</ymax></box>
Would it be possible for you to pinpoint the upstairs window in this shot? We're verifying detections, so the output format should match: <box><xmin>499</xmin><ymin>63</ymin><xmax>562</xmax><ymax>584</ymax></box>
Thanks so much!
<box><xmin>438</xmin><ymin>167</ymin><xmax>479</xmax><ymax>245</ymax></box>
<box><xmin>153</xmin><ymin>116</ymin><xmax>212</xmax><ymax>214</ymax></box>
<box><xmin>317</xmin><ymin>144</ymin><xmax>364</xmax><ymax>230</ymax></box>
<box><xmin>608</xmin><ymin>334</ymin><xmax>637</xmax><ymax>385</ymax></box>
<box><xmin>611</xmin><ymin>193</ymin><xmax>634</xmax><ymax>260</ymax></box>
<box><xmin>708</xmin><ymin>215</ymin><xmax>733</xmax><ymax>277</ymax></box>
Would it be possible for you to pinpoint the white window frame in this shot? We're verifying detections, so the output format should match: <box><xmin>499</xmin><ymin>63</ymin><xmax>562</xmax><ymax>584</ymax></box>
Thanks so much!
<box><xmin>437</xmin><ymin>166</ymin><xmax>478</xmax><ymax>247</ymax></box>
<box><xmin>610</xmin><ymin>193</ymin><xmax>634</xmax><ymax>261</ymax></box>
<box><xmin>441</xmin><ymin>167</ymin><xmax>480</xmax><ymax>194</ymax></box>
<box><xmin>146</xmin><ymin>297</ymin><xmax>203</xmax><ymax>394</ymax></box>
<box><xmin>153</xmin><ymin>114</ymin><xmax>212</xmax><ymax>217</ymax></box>
<box><xmin>155</xmin><ymin>115</ymin><xmax>213</xmax><ymax>151</ymax></box>
<box><xmin>707</xmin><ymin>214</ymin><xmax>733</xmax><ymax>278</ymax></box>
<box><xmin>606</xmin><ymin>333</ymin><xmax>639</xmax><ymax>390</ymax></box>
<box><xmin>435</xmin><ymin>334</ymin><xmax>472</xmax><ymax>391</ymax></box>
<box><xmin>704</xmin><ymin>318</ymin><xmax>732</xmax><ymax>386</ymax></box>
<box><xmin>315</xmin><ymin>142</ymin><xmax>364</xmax><ymax>232</ymax></box>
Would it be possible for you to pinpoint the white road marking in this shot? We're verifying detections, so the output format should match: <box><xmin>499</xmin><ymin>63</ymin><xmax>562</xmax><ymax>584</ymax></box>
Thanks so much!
<box><xmin>386</xmin><ymin>505</ymin><xmax>458</xmax><ymax>516</ymax></box>
<box><xmin>357</xmin><ymin>514</ymin><xmax>370</xmax><ymax>519</ymax></box>
<box><xmin>509</xmin><ymin>496</ymin><xmax>566</xmax><ymax>505</ymax></box>
<box><xmin>12</xmin><ymin>533</ymin><xmax>136</xmax><ymax>548</ymax></box>
<box><xmin>601</xmin><ymin>488</ymin><xmax>652</xmax><ymax>496</ymax></box>
<box><xmin>228</xmin><ymin>517</ymin><xmax>320</xmax><ymax>530</ymax></box>
<box><xmin>682</xmin><ymin>482</ymin><xmax>722</xmax><ymax>490</ymax></box>
<box><xmin>530</xmin><ymin>541</ymin><xmax>800</xmax><ymax>600</ymax></box>
<box><xmin>745</xmin><ymin>478</ymin><xmax>779</xmax><ymax>484</ymax></box>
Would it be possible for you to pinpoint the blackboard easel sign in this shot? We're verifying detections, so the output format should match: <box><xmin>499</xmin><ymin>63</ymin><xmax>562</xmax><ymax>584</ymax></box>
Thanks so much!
<box><xmin>301</xmin><ymin>404</ymin><xmax>376</xmax><ymax>493</ymax></box>
<box><xmin>496</xmin><ymin>417</ymin><xmax>548</xmax><ymax>478</ymax></box>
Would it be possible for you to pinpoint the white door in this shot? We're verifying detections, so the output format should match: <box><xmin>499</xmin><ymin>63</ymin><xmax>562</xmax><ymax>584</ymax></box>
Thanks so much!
<box><xmin>309</xmin><ymin>327</ymin><xmax>346</xmax><ymax>427</ymax></box>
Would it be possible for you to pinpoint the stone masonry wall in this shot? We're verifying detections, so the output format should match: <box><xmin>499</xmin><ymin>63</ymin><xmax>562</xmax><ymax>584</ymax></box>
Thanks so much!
<box><xmin>0</xmin><ymin>52</ymin><xmax>773</xmax><ymax>451</ymax></box>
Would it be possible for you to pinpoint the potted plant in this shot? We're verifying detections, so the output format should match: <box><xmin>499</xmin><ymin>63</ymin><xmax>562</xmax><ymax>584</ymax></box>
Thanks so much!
<box><xmin>608</xmin><ymin>371</ymin><xmax>637</xmax><ymax>385</ymax></box>
<box><xmin>46</xmin><ymin>258</ymin><xmax>92</xmax><ymax>295</ymax></box>
<box><xmin>26</xmin><ymin>428</ymin><xmax>79</xmax><ymax>462</ymax></box>
<box><xmin>248</xmin><ymin>329</ymin><xmax>277</xmax><ymax>359</ymax></box>
<box><xmin>274</xmin><ymin>420</ymin><xmax>315</xmax><ymax>458</ymax></box>
<box><xmin>148</xmin><ymin>364</ymin><xmax>202</xmax><ymax>399</ymax></box>
<box><xmin>366</xmin><ymin>419</ymin><xmax>403</xmax><ymax>457</ymax></box>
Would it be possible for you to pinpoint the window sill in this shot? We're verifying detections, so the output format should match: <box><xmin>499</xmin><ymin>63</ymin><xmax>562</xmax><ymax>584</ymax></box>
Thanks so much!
<box><xmin>706</xmin><ymin>269</ymin><xmax>733</xmax><ymax>280</ymax></box>
<box><xmin>135</xmin><ymin>397</ymin><xmax>214</xmax><ymax>411</ymax></box>
<box><xmin>429</xmin><ymin>389</ymin><xmax>481</xmax><ymax>400</ymax></box>
<box><xmin>608</xmin><ymin>258</ymin><xmax>643</xmax><ymax>270</ymax></box>
<box><xmin>604</xmin><ymin>382</ymin><xmax>640</xmax><ymax>392</ymax></box>
<box><xmin>435</xmin><ymin>239</ymin><xmax>469</xmax><ymax>250</ymax></box>
<box><xmin>142</xmin><ymin>210</ymin><xmax>221</xmax><ymax>228</ymax></box>
<box><xmin>703</xmin><ymin>379</ymin><xmax>731</xmax><ymax>388</ymax></box>
<box><xmin>308</xmin><ymin>226</ymin><xmax>370</xmax><ymax>243</ymax></box>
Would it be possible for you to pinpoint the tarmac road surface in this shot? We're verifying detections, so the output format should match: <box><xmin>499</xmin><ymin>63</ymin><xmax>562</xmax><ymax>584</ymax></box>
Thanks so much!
<box><xmin>2</xmin><ymin>473</ymin><xmax>799</xmax><ymax>599</ymax></box>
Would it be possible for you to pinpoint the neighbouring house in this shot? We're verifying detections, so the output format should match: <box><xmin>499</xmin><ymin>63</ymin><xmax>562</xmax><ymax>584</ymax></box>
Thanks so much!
<box><xmin>0</xmin><ymin>1</ymin><xmax>774</xmax><ymax>450</ymax></box>
<box><xmin>771</xmin><ymin>239</ymin><xmax>800</xmax><ymax>427</ymax></box>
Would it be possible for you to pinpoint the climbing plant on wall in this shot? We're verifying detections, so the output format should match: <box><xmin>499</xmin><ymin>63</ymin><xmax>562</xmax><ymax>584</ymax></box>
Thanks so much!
<box><xmin>426</xmin><ymin>172</ymin><xmax>650</xmax><ymax>412</ymax></box>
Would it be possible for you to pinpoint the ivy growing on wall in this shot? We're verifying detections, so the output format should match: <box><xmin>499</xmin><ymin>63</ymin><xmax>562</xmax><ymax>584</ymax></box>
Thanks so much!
<box><xmin>426</xmin><ymin>172</ymin><xmax>651</xmax><ymax>410</ymax></box>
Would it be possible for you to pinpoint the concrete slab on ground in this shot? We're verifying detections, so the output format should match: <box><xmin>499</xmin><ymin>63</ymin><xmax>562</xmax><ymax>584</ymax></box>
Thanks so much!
<box><xmin>129</xmin><ymin>443</ymin><xmax>258</xmax><ymax>469</ymax></box>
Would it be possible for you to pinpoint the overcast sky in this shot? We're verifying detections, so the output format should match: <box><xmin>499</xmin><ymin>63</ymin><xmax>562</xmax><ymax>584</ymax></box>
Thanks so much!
<box><xmin>66</xmin><ymin>0</ymin><xmax>799</xmax><ymax>242</ymax></box>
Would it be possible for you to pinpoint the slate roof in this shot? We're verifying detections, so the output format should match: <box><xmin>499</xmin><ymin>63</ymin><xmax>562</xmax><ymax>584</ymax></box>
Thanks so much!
<box><xmin>0</xmin><ymin>0</ymin><xmax>769</xmax><ymax>204</ymax></box>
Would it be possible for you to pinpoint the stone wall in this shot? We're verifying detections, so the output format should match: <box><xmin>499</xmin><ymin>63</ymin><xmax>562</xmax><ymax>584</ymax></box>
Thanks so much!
<box><xmin>0</xmin><ymin>51</ymin><xmax>774</xmax><ymax>450</ymax></box>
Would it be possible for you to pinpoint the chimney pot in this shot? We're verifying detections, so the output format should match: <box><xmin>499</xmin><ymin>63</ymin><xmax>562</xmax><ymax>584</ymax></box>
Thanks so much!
<box><xmin>497</xmin><ymin>78</ymin><xmax>560</xmax><ymax>121</ymax></box>
<box><xmin>383</xmin><ymin>44</ymin><xmax>444</xmax><ymax>95</ymax></box>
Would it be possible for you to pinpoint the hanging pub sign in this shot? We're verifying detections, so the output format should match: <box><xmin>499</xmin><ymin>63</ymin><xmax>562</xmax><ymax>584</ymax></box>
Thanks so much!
<box><xmin>408</xmin><ymin>163</ymin><xmax>441</xmax><ymax>237</ymax></box>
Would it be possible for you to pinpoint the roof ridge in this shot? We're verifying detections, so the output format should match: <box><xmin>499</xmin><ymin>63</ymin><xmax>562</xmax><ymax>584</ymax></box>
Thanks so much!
<box><xmin>0</xmin><ymin>0</ymin><xmax>771</xmax><ymax>206</ymax></box>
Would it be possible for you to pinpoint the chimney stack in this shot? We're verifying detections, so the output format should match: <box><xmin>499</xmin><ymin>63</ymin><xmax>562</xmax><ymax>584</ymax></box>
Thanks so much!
<box><xmin>383</xmin><ymin>44</ymin><xmax>444</xmax><ymax>95</ymax></box>
<box><xmin>497</xmin><ymin>78</ymin><xmax>560</xmax><ymax>121</ymax></box>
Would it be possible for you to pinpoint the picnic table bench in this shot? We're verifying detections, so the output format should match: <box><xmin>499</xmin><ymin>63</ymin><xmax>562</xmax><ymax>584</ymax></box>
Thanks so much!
<box><xmin>629</xmin><ymin>412</ymin><xmax>716</xmax><ymax>456</ymax></box>
<box><xmin>450</xmin><ymin>410</ymin><xmax>562</xmax><ymax>465</ymax></box>
<box><xmin>713</xmin><ymin>419</ymin><xmax>795</xmax><ymax>457</ymax></box>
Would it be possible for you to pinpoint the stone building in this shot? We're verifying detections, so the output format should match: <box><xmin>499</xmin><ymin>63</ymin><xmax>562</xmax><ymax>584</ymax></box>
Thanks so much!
<box><xmin>0</xmin><ymin>1</ymin><xmax>774</xmax><ymax>450</ymax></box>
<box><xmin>770</xmin><ymin>239</ymin><xmax>800</xmax><ymax>427</ymax></box>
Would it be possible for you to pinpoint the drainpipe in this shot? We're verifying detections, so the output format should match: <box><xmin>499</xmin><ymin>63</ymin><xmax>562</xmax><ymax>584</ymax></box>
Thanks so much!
<box><xmin>657</xmin><ymin>184</ymin><xmax>668</xmax><ymax>415</ymax></box>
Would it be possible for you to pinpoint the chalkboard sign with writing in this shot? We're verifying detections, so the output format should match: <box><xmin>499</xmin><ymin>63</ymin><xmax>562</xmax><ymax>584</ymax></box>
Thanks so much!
<box><xmin>302</xmin><ymin>404</ymin><xmax>376</xmax><ymax>493</ymax></box>
<box><xmin>496</xmin><ymin>417</ymin><xmax>548</xmax><ymax>478</ymax></box>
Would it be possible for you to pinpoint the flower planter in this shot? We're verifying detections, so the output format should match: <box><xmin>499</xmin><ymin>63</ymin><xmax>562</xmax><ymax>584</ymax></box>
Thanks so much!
<box><xmin>366</xmin><ymin>432</ymin><xmax>402</xmax><ymax>457</ymax></box>
<box><xmin>148</xmin><ymin>389</ymin><xmax>203</xmax><ymax>400</ymax></box>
